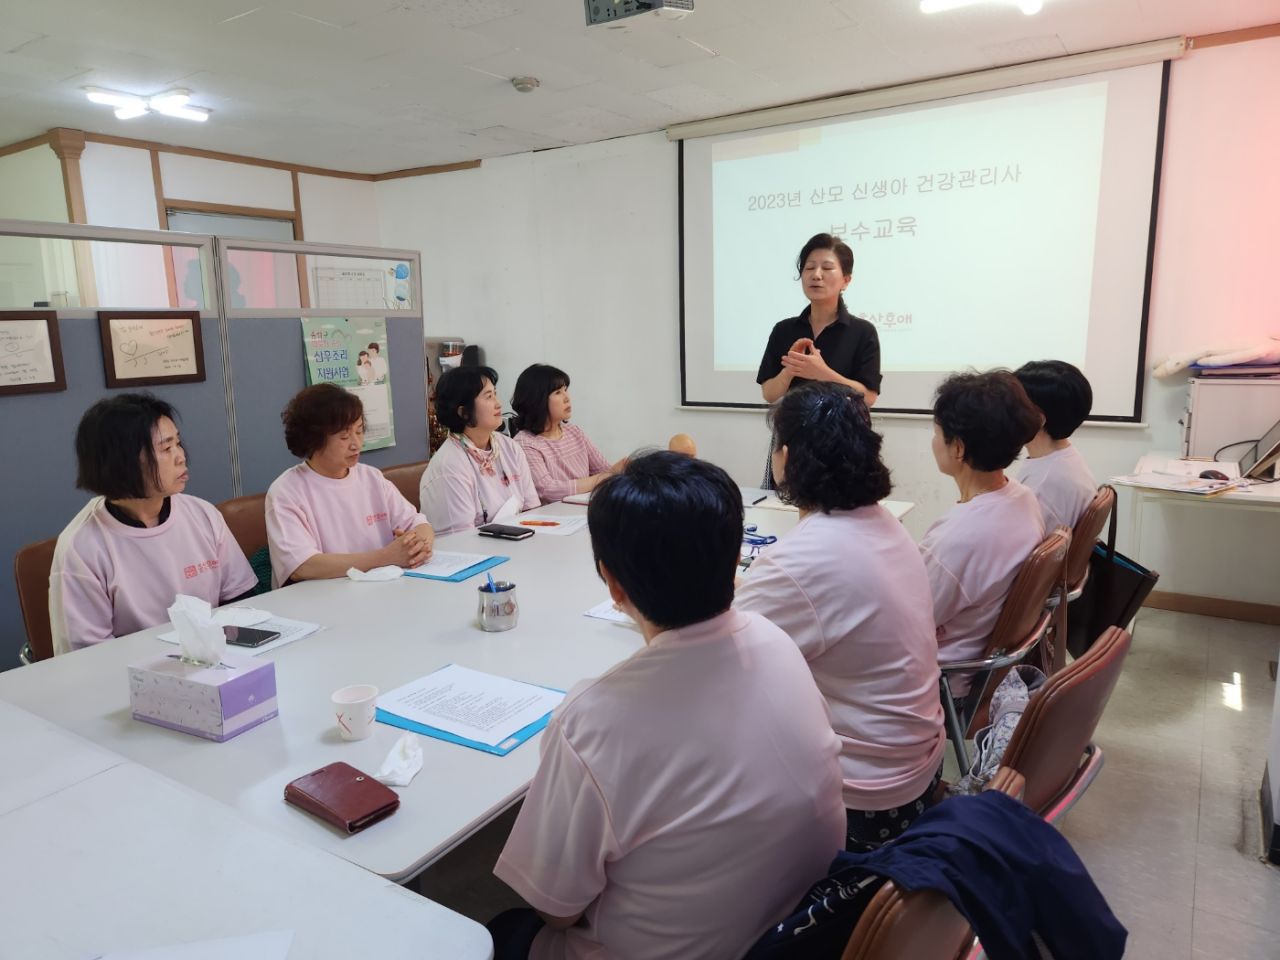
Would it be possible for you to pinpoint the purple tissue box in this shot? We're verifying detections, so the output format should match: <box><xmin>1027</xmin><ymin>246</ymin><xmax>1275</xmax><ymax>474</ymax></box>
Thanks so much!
<box><xmin>128</xmin><ymin>650</ymin><xmax>278</xmax><ymax>742</ymax></box>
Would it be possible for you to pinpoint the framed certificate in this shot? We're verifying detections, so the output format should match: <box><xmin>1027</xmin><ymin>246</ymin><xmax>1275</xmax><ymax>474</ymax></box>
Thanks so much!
<box><xmin>0</xmin><ymin>311</ymin><xmax>67</xmax><ymax>396</ymax></box>
<box><xmin>98</xmin><ymin>311</ymin><xmax>205</xmax><ymax>388</ymax></box>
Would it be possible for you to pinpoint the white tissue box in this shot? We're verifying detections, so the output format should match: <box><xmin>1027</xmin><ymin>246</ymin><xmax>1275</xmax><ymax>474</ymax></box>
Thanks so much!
<box><xmin>128</xmin><ymin>651</ymin><xmax>278</xmax><ymax>742</ymax></box>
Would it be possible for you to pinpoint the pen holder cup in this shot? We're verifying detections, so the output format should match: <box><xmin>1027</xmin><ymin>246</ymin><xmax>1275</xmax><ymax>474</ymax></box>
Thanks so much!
<box><xmin>477</xmin><ymin>581</ymin><xmax>519</xmax><ymax>632</ymax></box>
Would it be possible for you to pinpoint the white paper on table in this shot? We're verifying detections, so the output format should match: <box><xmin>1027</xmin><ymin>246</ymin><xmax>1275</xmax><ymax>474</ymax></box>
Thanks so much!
<box><xmin>584</xmin><ymin>599</ymin><xmax>637</xmax><ymax>627</ymax></box>
<box><xmin>212</xmin><ymin>606</ymin><xmax>273</xmax><ymax>627</ymax></box>
<box><xmin>409</xmin><ymin>550</ymin><xmax>499</xmax><ymax>578</ymax></box>
<box><xmin>512</xmin><ymin>513</ymin><xmax>588</xmax><ymax>536</ymax></box>
<box><xmin>98</xmin><ymin>930</ymin><xmax>292</xmax><ymax>960</ymax></box>
<box><xmin>159</xmin><ymin>616</ymin><xmax>321</xmax><ymax>656</ymax></box>
<box><xmin>561</xmin><ymin>491</ymin><xmax>591</xmax><ymax>505</ymax></box>
<box><xmin>379</xmin><ymin>664</ymin><xmax>565</xmax><ymax>748</ymax></box>
<box><xmin>751</xmin><ymin>497</ymin><xmax>798</xmax><ymax>513</ymax></box>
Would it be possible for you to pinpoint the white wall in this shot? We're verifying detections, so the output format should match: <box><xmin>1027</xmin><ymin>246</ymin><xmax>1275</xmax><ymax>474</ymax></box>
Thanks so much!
<box><xmin>80</xmin><ymin>142</ymin><xmax>170</xmax><ymax>307</ymax></box>
<box><xmin>0</xmin><ymin>145</ymin><xmax>76</xmax><ymax>309</ymax></box>
<box><xmin>297</xmin><ymin>174</ymin><xmax>380</xmax><ymax>245</ymax></box>
<box><xmin>376</xmin><ymin>38</ymin><xmax>1280</xmax><ymax>606</ymax></box>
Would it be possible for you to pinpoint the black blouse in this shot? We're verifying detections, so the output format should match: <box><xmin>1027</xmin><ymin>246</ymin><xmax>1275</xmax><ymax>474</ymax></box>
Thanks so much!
<box><xmin>756</xmin><ymin>301</ymin><xmax>882</xmax><ymax>394</ymax></box>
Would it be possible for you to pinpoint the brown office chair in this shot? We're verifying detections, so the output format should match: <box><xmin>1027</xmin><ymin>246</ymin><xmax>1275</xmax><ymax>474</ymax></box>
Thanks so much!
<box><xmin>997</xmin><ymin>626</ymin><xmax>1132</xmax><ymax>823</ymax></box>
<box><xmin>216</xmin><ymin>493</ymin><xmax>268</xmax><ymax>559</ymax></box>
<box><xmin>15</xmin><ymin>537</ymin><xmax>57</xmax><ymax>663</ymax></box>
<box><xmin>381</xmin><ymin>461</ymin><xmax>428</xmax><ymax>512</ymax></box>
<box><xmin>939</xmin><ymin>526</ymin><xmax>1071</xmax><ymax>770</ymax></box>
<box><xmin>840</xmin><ymin>771</ymin><xmax>1026</xmax><ymax>960</ymax></box>
<box><xmin>1042</xmin><ymin>486</ymin><xmax>1116</xmax><ymax>674</ymax></box>
<box><xmin>1064</xmin><ymin>486</ymin><xmax>1116</xmax><ymax>601</ymax></box>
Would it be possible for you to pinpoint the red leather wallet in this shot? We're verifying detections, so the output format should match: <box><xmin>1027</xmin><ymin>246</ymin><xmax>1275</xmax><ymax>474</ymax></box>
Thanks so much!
<box><xmin>284</xmin><ymin>761</ymin><xmax>400</xmax><ymax>834</ymax></box>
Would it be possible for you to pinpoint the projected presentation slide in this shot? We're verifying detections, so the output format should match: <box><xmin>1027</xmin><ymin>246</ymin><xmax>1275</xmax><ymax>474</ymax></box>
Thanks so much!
<box><xmin>681</xmin><ymin>63</ymin><xmax>1166</xmax><ymax>417</ymax></box>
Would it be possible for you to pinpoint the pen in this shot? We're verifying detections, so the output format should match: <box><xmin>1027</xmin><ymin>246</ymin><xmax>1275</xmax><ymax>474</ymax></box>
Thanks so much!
<box><xmin>519</xmin><ymin>520</ymin><xmax>560</xmax><ymax>527</ymax></box>
<box><xmin>486</xmin><ymin>572</ymin><xmax>496</xmax><ymax>593</ymax></box>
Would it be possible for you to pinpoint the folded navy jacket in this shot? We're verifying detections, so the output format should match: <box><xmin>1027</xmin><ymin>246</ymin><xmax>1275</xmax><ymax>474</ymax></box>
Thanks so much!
<box><xmin>747</xmin><ymin>790</ymin><xmax>1125</xmax><ymax>960</ymax></box>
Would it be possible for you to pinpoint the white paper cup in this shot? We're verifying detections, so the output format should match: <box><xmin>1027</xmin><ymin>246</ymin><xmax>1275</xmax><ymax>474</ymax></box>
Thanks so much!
<box><xmin>332</xmin><ymin>684</ymin><xmax>379</xmax><ymax>741</ymax></box>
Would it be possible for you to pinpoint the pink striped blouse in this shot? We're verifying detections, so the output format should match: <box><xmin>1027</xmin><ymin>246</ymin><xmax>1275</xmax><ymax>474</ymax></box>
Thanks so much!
<box><xmin>515</xmin><ymin>424</ymin><xmax>612</xmax><ymax>504</ymax></box>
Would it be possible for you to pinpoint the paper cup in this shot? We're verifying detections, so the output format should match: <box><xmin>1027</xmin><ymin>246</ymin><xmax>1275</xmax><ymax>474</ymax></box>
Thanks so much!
<box><xmin>332</xmin><ymin>684</ymin><xmax>379</xmax><ymax>741</ymax></box>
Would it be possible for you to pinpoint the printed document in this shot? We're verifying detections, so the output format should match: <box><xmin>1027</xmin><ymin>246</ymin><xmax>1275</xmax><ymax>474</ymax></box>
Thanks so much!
<box><xmin>379</xmin><ymin>664</ymin><xmax>564</xmax><ymax>748</ymax></box>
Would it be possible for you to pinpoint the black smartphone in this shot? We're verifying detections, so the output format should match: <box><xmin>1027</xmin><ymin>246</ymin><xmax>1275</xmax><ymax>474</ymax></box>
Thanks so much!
<box><xmin>223</xmin><ymin>625</ymin><xmax>281</xmax><ymax>648</ymax></box>
<box><xmin>478</xmin><ymin>523</ymin><xmax>535</xmax><ymax>541</ymax></box>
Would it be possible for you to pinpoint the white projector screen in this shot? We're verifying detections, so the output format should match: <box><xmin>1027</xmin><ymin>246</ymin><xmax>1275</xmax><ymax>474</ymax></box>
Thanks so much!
<box><xmin>680</xmin><ymin>62</ymin><xmax>1168</xmax><ymax>419</ymax></box>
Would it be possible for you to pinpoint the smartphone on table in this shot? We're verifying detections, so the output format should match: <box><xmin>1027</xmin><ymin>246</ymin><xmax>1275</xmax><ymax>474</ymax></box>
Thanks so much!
<box><xmin>222</xmin><ymin>625</ymin><xmax>281</xmax><ymax>648</ymax></box>
<box><xmin>478</xmin><ymin>523</ymin><xmax>535</xmax><ymax>541</ymax></box>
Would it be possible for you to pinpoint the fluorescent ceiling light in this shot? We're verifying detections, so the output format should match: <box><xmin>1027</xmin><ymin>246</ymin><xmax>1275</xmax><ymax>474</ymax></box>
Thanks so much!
<box><xmin>82</xmin><ymin>86</ymin><xmax>211</xmax><ymax>122</ymax></box>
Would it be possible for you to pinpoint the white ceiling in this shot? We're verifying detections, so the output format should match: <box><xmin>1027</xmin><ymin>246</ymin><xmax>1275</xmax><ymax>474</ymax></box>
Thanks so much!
<box><xmin>0</xmin><ymin>0</ymin><xmax>1273</xmax><ymax>174</ymax></box>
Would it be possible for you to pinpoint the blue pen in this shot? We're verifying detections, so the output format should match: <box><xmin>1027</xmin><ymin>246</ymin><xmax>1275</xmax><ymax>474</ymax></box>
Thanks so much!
<box><xmin>486</xmin><ymin>572</ymin><xmax>496</xmax><ymax>593</ymax></box>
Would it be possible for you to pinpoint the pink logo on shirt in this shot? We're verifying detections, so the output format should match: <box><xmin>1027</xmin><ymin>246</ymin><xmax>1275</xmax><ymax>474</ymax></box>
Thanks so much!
<box><xmin>366</xmin><ymin>512</ymin><xmax>389</xmax><ymax>526</ymax></box>
<box><xmin>182</xmin><ymin>559</ymin><xmax>220</xmax><ymax>579</ymax></box>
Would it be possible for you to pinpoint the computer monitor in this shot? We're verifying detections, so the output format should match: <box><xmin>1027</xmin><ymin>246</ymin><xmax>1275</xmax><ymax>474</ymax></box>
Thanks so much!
<box><xmin>1240</xmin><ymin>416</ymin><xmax>1280</xmax><ymax>479</ymax></box>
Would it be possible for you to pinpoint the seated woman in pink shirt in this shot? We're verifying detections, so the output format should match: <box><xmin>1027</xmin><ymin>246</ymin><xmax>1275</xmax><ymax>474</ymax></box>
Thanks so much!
<box><xmin>419</xmin><ymin>366</ymin><xmax>540</xmax><ymax>534</ymax></box>
<box><xmin>735</xmin><ymin>382</ymin><xmax>945</xmax><ymax>851</ymax></box>
<box><xmin>49</xmin><ymin>394</ymin><xmax>257</xmax><ymax>655</ymax></box>
<box><xmin>919</xmin><ymin>371</ymin><xmax>1045</xmax><ymax>698</ymax></box>
<box><xmin>489</xmin><ymin>451</ymin><xmax>844</xmax><ymax>960</ymax></box>
<box><xmin>265</xmin><ymin>384</ymin><xmax>433</xmax><ymax>586</ymax></box>
<box><xmin>510</xmin><ymin>364</ymin><xmax>624</xmax><ymax>504</ymax></box>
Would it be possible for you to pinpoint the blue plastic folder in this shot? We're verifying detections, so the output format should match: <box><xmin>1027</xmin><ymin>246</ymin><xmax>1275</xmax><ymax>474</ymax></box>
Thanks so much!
<box><xmin>402</xmin><ymin>555</ymin><xmax>509</xmax><ymax>583</ymax></box>
<box><xmin>375</xmin><ymin>664</ymin><xmax>565</xmax><ymax>756</ymax></box>
<box><xmin>376</xmin><ymin>706</ymin><xmax>554</xmax><ymax>756</ymax></box>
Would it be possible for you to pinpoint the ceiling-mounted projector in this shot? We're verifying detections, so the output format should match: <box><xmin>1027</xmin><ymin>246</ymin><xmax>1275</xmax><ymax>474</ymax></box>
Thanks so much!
<box><xmin>584</xmin><ymin>0</ymin><xmax>694</xmax><ymax>26</ymax></box>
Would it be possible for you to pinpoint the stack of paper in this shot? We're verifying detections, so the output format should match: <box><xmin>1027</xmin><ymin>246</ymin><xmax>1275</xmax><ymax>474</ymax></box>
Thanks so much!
<box><xmin>1111</xmin><ymin>473</ymin><xmax>1245</xmax><ymax>496</ymax></box>
<box><xmin>159</xmin><ymin>616</ymin><xmax>321</xmax><ymax>656</ymax></box>
<box><xmin>376</xmin><ymin>664</ymin><xmax>565</xmax><ymax>756</ymax></box>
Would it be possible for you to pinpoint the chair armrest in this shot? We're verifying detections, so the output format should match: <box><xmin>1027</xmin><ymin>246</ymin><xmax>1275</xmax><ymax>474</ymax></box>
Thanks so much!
<box><xmin>1041</xmin><ymin>743</ymin><xmax>1105</xmax><ymax>826</ymax></box>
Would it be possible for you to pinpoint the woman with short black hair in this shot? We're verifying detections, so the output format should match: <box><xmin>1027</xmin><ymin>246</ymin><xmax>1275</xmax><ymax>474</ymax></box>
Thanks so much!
<box><xmin>755</xmin><ymin>233</ymin><xmax>882</xmax><ymax>487</ymax></box>
<box><xmin>735</xmin><ymin>382</ymin><xmax>945</xmax><ymax>849</ymax></box>
<box><xmin>511</xmin><ymin>363</ymin><xmax>623</xmax><ymax>504</ymax></box>
<box><xmin>920</xmin><ymin>370</ymin><xmax>1045</xmax><ymax>692</ymax></box>
<box><xmin>265</xmin><ymin>383</ymin><xmax>433</xmax><ymax>586</ymax></box>
<box><xmin>49</xmin><ymin>393</ymin><xmax>257</xmax><ymax>655</ymax></box>
<box><xmin>420</xmin><ymin>366</ymin><xmax>540</xmax><ymax>534</ymax></box>
<box><xmin>1014</xmin><ymin>360</ymin><xmax>1097</xmax><ymax>532</ymax></box>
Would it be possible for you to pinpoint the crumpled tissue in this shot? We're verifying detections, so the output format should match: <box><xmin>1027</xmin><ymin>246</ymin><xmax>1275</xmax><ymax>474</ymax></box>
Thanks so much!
<box><xmin>375</xmin><ymin>732</ymin><xmax>424</xmax><ymax>787</ymax></box>
<box><xmin>167</xmin><ymin>594</ymin><xmax>226</xmax><ymax>667</ymax></box>
<box><xmin>347</xmin><ymin>565</ymin><xmax>403</xmax><ymax>582</ymax></box>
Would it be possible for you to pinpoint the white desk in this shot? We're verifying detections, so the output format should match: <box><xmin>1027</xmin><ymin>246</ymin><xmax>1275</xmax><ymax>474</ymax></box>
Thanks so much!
<box><xmin>0</xmin><ymin>498</ymin><xmax>911</xmax><ymax>883</ymax></box>
<box><xmin>1119</xmin><ymin>452</ymin><xmax>1280</xmax><ymax>556</ymax></box>
<box><xmin>0</xmin><ymin>753</ymin><xmax>491</xmax><ymax>959</ymax></box>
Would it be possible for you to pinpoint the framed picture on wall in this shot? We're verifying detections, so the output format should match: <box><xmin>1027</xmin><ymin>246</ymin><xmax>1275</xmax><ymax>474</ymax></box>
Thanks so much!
<box><xmin>98</xmin><ymin>311</ymin><xmax>205</xmax><ymax>388</ymax></box>
<box><xmin>0</xmin><ymin>310</ymin><xmax>67</xmax><ymax>396</ymax></box>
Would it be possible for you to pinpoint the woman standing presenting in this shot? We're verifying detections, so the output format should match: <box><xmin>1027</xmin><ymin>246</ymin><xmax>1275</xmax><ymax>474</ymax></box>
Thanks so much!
<box><xmin>756</xmin><ymin>233</ymin><xmax>882</xmax><ymax>486</ymax></box>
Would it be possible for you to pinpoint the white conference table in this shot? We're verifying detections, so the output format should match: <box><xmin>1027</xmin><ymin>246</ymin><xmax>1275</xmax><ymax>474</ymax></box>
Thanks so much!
<box><xmin>0</xmin><ymin>497</ymin><xmax>911</xmax><ymax>885</ymax></box>
<box><xmin>0</xmin><ymin>701</ymin><xmax>492</xmax><ymax>960</ymax></box>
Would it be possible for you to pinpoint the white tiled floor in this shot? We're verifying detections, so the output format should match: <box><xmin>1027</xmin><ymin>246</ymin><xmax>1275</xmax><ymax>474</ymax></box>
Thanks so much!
<box><xmin>412</xmin><ymin>609</ymin><xmax>1280</xmax><ymax>957</ymax></box>
<box><xmin>1056</xmin><ymin>609</ymin><xmax>1280</xmax><ymax>960</ymax></box>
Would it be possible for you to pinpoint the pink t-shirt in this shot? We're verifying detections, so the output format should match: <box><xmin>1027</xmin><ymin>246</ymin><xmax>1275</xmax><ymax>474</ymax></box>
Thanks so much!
<box><xmin>49</xmin><ymin>495</ymin><xmax>257</xmax><ymax>655</ymax></box>
<box><xmin>265</xmin><ymin>462</ymin><xmax>428</xmax><ymax>587</ymax></box>
<box><xmin>919</xmin><ymin>478</ymin><xmax>1045</xmax><ymax>694</ymax></box>
<box><xmin>419</xmin><ymin>433</ymin><xmax>541</xmax><ymax>535</ymax></box>
<box><xmin>735</xmin><ymin>506</ymin><xmax>946</xmax><ymax>811</ymax></box>
<box><xmin>1015</xmin><ymin>444</ymin><xmax>1096</xmax><ymax>533</ymax></box>
<box><xmin>494</xmin><ymin>610</ymin><xmax>845</xmax><ymax>960</ymax></box>
<box><xmin>515</xmin><ymin>425</ymin><xmax>612</xmax><ymax>505</ymax></box>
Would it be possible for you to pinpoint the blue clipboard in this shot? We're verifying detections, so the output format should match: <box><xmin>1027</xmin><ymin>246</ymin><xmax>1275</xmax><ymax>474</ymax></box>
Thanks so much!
<box><xmin>402</xmin><ymin>555</ymin><xmax>509</xmax><ymax>583</ymax></box>
<box><xmin>375</xmin><ymin>707</ymin><xmax>553</xmax><ymax>756</ymax></box>
<box><xmin>375</xmin><ymin>663</ymin><xmax>565</xmax><ymax>756</ymax></box>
